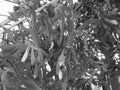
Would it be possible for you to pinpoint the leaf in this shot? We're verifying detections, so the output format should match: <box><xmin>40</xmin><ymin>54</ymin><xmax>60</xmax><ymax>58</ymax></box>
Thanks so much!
<box><xmin>58</xmin><ymin>69</ymin><xmax>63</xmax><ymax>80</ymax></box>
<box><xmin>106</xmin><ymin>19</ymin><xmax>118</xmax><ymax>25</ymax></box>
<box><xmin>28</xmin><ymin>7</ymin><xmax>41</xmax><ymax>48</ymax></box>
<box><xmin>66</xmin><ymin>17</ymin><xmax>74</xmax><ymax>32</ymax></box>
<box><xmin>101</xmin><ymin>64</ymin><xmax>108</xmax><ymax>72</ymax></box>
<box><xmin>30</xmin><ymin>48</ymin><xmax>36</xmax><ymax>65</ymax></box>
<box><xmin>2</xmin><ymin>27</ymin><xmax>16</xmax><ymax>43</ymax></box>
<box><xmin>62</xmin><ymin>77</ymin><xmax>68</xmax><ymax>90</ymax></box>
<box><xmin>73</xmin><ymin>11</ymin><xmax>82</xmax><ymax>19</ymax></box>
<box><xmin>15</xmin><ymin>61</ymin><xmax>25</xmax><ymax>75</ymax></box>
<box><xmin>37</xmin><ymin>49</ymin><xmax>43</xmax><ymax>63</ymax></box>
<box><xmin>59</xmin><ymin>17</ymin><xmax>65</xmax><ymax>46</ymax></box>
<box><xmin>14</xmin><ymin>10</ymin><xmax>24</xmax><ymax>17</ymax></box>
<box><xmin>8</xmin><ymin>12</ymin><xmax>18</xmax><ymax>21</ymax></box>
<box><xmin>49</xmin><ymin>41</ymin><xmax>54</xmax><ymax>51</ymax></box>
<box><xmin>25</xmin><ymin>40</ymin><xmax>45</xmax><ymax>63</ymax></box>
<box><xmin>70</xmin><ymin>47</ymin><xmax>78</xmax><ymax>63</ymax></box>
<box><xmin>115</xmin><ymin>27</ymin><xmax>120</xmax><ymax>37</ymax></box>
<box><xmin>30</xmin><ymin>7</ymin><xmax>36</xmax><ymax>30</ymax></box>
<box><xmin>13</xmin><ymin>0</ymin><xmax>20</xmax><ymax>4</ymax></box>
<box><xmin>110</xmin><ymin>76</ymin><xmax>120</xmax><ymax>90</ymax></box>
<box><xmin>15</xmin><ymin>42</ymin><xmax>27</xmax><ymax>50</ymax></box>
<box><xmin>1</xmin><ymin>68</ymin><xmax>15</xmax><ymax>90</ymax></box>
<box><xmin>33</xmin><ymin>63</ymin><xmax>40</xmax><ymax>78</ymax></box>
<box><xmin>0</xmin><ymin>68</ymin><xmax>4</xmax><ymax>78</ymax></box>
<box><xmin>56</xmin><ymin>49</ymin><xmax>66</xmax><ymax>79</ymax></box>
<box><xmin>0</xmin><ymin>44</ymin><xmax>18</xmax><ymax>55</ymax></box>
<box><xmin>0</xmin><ymin>44</ymin><xmax>15</xmax><ymax>51</ymax></box>
<box><xmin>67</xmin><ymin>32</ymin><xmax>75</xmax><ymax>47</ymax></box>
<box><xmin>25</xmin><ymin>40</ymin><xmax>37</xmax><ymax>50</ymax></box>
<box><xmin>77</xmin><ymin>19</ymin><xmax>99</xmax><ymax>31</ymax></box>
<box><xmin>46</xmin><ymin>4</ymin><xmax>55</xmax><ymax>18</ymax></box>
<box><xmin>42</xmin><ymin>12</ymin><xmax>52</xmax><ymax>39</ymax></box>
<box><xmin>58</xmin><ymin>50</ymin><xmax>65</xmax><ymax>67</ymax></box>
<box><xmin>22</xmin><ymin>78</ymin><xmax>42</xmax><ymax>90</ymax></box>
<box><xmin>30</xmin><ymin>24</ymin><xmax>41</xmax><ymax>48</ymax></box>
<box><xmin>21</xmin><ymin>46</ymin><xmax>30</xmax><ymax>62</ymax></box>
<box><xmin>45</xmin><ymin>62</ymin><xmax>51</xmax><ymax>72</ymax></box>
<box><xmin>13</xmin><ymin>49</ymin><xmax>23</xmax><ymax>59</ymax></box>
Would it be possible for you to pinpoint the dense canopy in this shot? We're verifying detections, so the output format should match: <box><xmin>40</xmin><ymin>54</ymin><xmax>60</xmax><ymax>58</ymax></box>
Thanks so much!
<box><xmin>0</xmin><ymin>0</ymin><xmax>120</xmax><ymax>90</ymax></box>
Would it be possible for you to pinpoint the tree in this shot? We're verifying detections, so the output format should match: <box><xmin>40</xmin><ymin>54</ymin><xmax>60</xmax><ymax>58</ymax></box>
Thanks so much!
<box><xmin>0</xmin><ymin>0</ymin><xmax>120</xmax><ymax>90</ymax></box>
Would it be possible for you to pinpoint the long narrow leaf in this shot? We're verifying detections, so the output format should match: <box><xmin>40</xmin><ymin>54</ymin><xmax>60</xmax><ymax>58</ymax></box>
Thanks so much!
<box><xmin>37</xmin><ymin>49</ymin><xmax>43</xmax><ymax>63</ymax></box>
<box><xmin>21</xmin><ymin>46</ymin><xmax>30</xmax><ymax>62</ymax></box>
<box><xmin>33</xmin><ymin>63</ymin><xmax>40</xmax><ymax>78</ymax></box>
<box><xmin>56</xmin><ymin>49</ymin><xmax>65</xmax><ymax>79</ymax></box>
<box><xmin>31</xmin><ymin>48</ymin><xmax>36</xmax><ymax>65</ymax></box>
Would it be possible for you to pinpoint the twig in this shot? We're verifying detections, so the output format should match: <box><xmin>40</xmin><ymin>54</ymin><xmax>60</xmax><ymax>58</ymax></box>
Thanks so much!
<box><xmin>8</xmin><ymin>17</ymin><xmax>26</xmax><ymax>29</ymax></box>
<box><xmin>35</xmin><ymin>0</ymin><xmax>57</xmax><ymax>13</ymax></box>
<box><xmin>7</xmin><ymin>0</ymin><xmax>58</xmax><ymax>29</ymax></box>
<box><xmin>0</xmin><ymin>14</ymin><xmax>9</xmax><ymax>17</ymax></box>
<box><xmin>0</xmin><ymin>19</ymin><xmax>10</xmax><ymax>27</ymax></box>
<box><xmin>5</xmin><ymin>0</ymin><xmax>18</xmax><ymax>4</ymax></box>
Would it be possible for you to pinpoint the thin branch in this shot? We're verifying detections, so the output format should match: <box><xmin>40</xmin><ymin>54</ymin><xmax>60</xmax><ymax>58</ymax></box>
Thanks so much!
<box><xmin>0</xmin><ymin>19</ymin><xmax>10</xmax><ymax>27</ymax></box>
<box><xmin>8</xmin><ymin>0</ymin><xmax>58</xmax><ymax>29</ymax></box>
<box><xmin>5</xmin><ymin>0</ymin><xmax>17</xmax><ymax>4</ymax></box>
<box><xmin>8</xmin><ymin>17</ymin><xmax>26</xmax><ymax>29</ymax></box>
<box><xmin>0</xmin><ymin>14</ymin><xmax>9</xmax><ymax>17</ymax></box>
